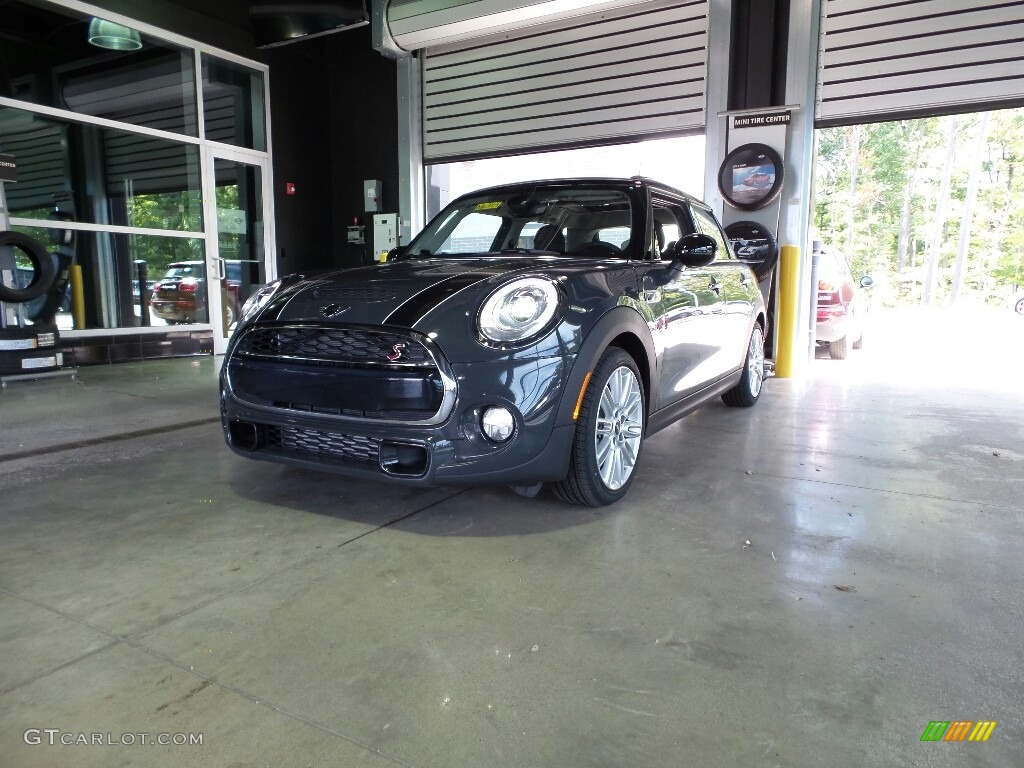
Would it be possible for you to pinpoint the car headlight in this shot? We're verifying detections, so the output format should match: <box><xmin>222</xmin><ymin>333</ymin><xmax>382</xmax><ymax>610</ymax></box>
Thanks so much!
<box><xmin>239</xmin><ymin>279</ymin><xmax>281</xmax><ymax>323</ymax></box>
<box><xmin>476</xmin><ymin>277</ymin><xmax>563</xmax><ymax>345</ymax></box>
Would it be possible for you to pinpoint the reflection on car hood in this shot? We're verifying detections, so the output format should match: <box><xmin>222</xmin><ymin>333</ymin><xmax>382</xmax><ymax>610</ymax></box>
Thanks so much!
<box><xmin>272</xmin><ymin>256</ymin><xmax>599</xmax><ymax>327</ymax></box>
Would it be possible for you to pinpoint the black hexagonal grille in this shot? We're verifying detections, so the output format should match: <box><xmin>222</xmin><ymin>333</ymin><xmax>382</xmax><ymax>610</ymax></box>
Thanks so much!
<box><xmin>237</xmin><ymin>326</ymin><xmax>432</xmax><ymax>366</ymax></box>
<box><xmin>267</xmin><ymin>425</ymin><xmax>380</xmax><ymax>465</ymax></box>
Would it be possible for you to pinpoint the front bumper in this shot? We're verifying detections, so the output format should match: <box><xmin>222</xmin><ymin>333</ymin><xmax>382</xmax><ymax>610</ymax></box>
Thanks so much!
<box><xmin>815</xmin><ymin>308</ymin><xmax>851</xmax><ymax>343</ymax></box>
<box><xmin>220</xmin><ymin>354</ymin><xmax>577</xmax><ymax>487</ymax></box>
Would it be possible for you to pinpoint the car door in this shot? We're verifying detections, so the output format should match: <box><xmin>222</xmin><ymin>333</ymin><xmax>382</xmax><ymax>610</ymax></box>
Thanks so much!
<box><xmin>689</xmin><ymin>204</ymin><xmax>757</xmax><ymax>367</ymax></box>
<box><xmin>636</xmin><ymin>198</ymin><xmax>729</xmax><ymax>410</ymax></box>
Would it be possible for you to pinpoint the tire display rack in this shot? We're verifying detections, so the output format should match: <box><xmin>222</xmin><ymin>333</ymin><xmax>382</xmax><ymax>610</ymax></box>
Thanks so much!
<box><xmin>0</xmin><ymin>229</ymin><xmax>77</xmax><ymax>387</ymax></box>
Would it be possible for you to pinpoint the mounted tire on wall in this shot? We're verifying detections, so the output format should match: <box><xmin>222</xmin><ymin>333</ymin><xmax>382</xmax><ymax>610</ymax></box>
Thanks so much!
<box><xmin>724</xmin><ymin>221</ymin><xmax>779</xmax><ymax>282</ymax></box>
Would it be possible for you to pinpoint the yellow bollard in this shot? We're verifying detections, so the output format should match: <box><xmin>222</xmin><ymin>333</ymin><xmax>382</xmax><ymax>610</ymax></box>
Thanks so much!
<box><xmin>70</xmin><ymin>264</ymin><xmax>86</xmax><ymax>330</ymax></box>
<box><xmin>774</xmin><ymin>244</ymin><xmax>800</xmax><ymax>378</ymax></box>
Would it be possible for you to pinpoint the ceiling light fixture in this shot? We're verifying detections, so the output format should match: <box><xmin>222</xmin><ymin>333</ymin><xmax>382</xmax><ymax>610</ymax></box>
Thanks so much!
<box><xmin>87</xmin><ymin>18</ymin><xmax>142</xmax><ymax>51</ymax></box>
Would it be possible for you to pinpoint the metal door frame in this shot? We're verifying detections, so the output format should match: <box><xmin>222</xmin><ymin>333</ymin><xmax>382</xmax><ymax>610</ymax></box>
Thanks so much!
<box><xmin>202</xmin><ymin>145</ymin><xmax>275</xmax><ymax>355</ymax></box>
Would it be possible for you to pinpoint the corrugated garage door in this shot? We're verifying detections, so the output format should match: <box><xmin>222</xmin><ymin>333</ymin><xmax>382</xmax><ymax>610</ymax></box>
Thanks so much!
<box><xmin>421</xmin><ymin>0</ymin><xmax>709</xmax><ymax>162</ymax></box>
<box><xmin>0</xmin><ymin>113</ymin><xmax>67</xmax><ymax>214</ymax></box>
<box><xmin>816</xmin><ymin>0</ymin><xmax>1024</xmax><ymax>126</ymax></box>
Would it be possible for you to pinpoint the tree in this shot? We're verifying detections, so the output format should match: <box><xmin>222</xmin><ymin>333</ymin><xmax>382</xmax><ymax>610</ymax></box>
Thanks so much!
<box><xmin>922</xmin><ymin>116</ymin><xmax>957</xmax><ymax>305</ymax></box>
<box><xmin>950</xmin><ymin>112</ymin><xmax>990</xmax><ymax>304</ymax></box>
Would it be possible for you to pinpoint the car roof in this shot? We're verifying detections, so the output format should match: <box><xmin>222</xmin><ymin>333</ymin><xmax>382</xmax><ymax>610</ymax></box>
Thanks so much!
<box><xmin>453</xmin><ymin>176</ymin><xmax>709</xmax><ymax>210</ymax></box>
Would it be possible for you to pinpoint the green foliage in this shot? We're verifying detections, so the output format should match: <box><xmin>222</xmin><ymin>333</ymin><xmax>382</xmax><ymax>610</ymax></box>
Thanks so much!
<box><xmin>124</xmin><ymin>190</ymin><xmax>204</xmax><ymax>275</ymax></box>
<box><xmin>814</xmin><ymin>108</ymin><xmax>1024</xmax><ymax>306</ymax></box>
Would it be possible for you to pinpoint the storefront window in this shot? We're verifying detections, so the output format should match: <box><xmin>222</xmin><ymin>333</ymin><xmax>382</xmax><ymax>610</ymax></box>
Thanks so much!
<box><xmin>202</xmin><ymin>56</ymin><xmax>267</xmax><ymax>151</ymax></box>
<box><xmin>0</xmin><ymin>107</ymin><xmax>203</xmax><ymax>231</ymax></box>
<box><xmin>12</xmin><ymin>224</ymin><xmax>207</xmax><ymax>330</ymax></box>
<box><xmin>0</xmin><ymin>1</ymin><xmax>198</xmax><ymax>137</ymax></box>
<box><xmin>0</xmin><ymin>1</ymin><xmax>271</xmax><ymax>349</ymax></box>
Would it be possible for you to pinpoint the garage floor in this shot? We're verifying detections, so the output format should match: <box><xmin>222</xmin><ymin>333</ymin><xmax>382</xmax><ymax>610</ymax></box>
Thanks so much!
<box><xmin>1</xmin><ymin>307</ymin><xmax>1021</xmax><ymax>768</ymax></box>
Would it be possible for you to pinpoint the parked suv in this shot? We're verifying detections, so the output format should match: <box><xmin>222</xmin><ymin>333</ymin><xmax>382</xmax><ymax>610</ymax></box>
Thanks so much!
<box><xmin>814</xmin><ymin>242</ymin><xmax>872</xmax><ymax>359</ymax></box>
<box><xmin>151</xmin><ymin>261</ymin><xmax>241</xmax><ymax>325</ymax></box>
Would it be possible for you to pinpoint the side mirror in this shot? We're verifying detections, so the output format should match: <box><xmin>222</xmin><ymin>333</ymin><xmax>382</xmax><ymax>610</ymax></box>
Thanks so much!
<box><xmin>667</xmin><ymin>233</ymin><xmax>716</xmax><ymax>268</ymax></box>
<box><xmin>860</xmin><ymin>275</ymin><xmax>874</xmax><ymax>288</ymax></box>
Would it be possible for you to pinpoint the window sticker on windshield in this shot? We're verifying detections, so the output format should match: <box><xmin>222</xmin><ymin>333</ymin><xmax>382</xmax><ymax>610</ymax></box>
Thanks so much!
<box><xmin>474</xmin><ymin>201</ymin><xmax>503</xmax><ymax>211</ymax></box>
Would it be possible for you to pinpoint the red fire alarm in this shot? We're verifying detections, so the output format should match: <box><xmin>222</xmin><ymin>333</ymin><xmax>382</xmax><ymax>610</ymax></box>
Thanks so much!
<box><xmin>285</xmin><ymin>182</ymin><xmax>296</xmax><ymax>195</ymax></box>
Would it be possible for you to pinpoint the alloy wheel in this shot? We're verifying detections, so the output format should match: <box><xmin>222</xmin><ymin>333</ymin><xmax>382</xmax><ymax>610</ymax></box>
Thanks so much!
<box><xmin>594</xmin><ymin>365</ymin><xmax>644</xmax><ymax>490</ymax></box>
<box><xmin>748</xmin><ymin>326</ymin><xmax>765</xmax><ymax>397</ymax></box>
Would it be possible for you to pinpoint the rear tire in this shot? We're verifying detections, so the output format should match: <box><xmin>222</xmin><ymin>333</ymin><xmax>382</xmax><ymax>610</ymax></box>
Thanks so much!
<box><xmin>552</xmin><ymin>348</ymin><xmax>645</xmax><ymax>507</ymax></box>
<box><xmin>829</xmin><ymin>335</ymin><xmax>848</xmax><ymax>360</ymax></box>
<box><xmin>852</xmin><ymin>332</ymin><xmax>863</xmax><ymax>350</ymax></box>
<box><xmin>722</xmin><ymin>324</ymin><xmax>765</xmax><ymax>407</ymax></box>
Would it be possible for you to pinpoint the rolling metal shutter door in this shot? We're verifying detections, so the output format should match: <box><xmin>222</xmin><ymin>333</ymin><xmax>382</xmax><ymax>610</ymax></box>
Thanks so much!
<box><xmin>816</xmin><ymin>0</ymin><xmax>1024</xmax><ymax>126</ymax></box>
<box><xmin>421</xmin><ymin>0</ymin><xmax>709</xmax><ymax>163</ymax></box>
<box><xmin>0</xmin><ymin>113</ymin><xmax>67</xmax><ymax>213</ymax></box>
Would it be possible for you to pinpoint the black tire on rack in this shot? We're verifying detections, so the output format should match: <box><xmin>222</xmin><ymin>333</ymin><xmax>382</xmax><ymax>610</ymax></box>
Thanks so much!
<box><xmin>0</xmin><ymin>347</ymin><xmax>64</xmax><ymax>376</ymax></box>
<box><xmin>0</xmin><ymin>323</ymin><xmax>59</xmax><ymax>349</ymax></box>
<box><xmin>0</xmin><ymin>231</ymin><xmax>57</xmax><ymax>303</ymax></box>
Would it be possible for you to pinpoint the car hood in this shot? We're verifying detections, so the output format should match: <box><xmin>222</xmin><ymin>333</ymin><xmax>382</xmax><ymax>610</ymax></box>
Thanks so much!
<box><xmin>271</xmin><ymin>256</ymin><xmax>602</xmax><ymax>327</ymax></box>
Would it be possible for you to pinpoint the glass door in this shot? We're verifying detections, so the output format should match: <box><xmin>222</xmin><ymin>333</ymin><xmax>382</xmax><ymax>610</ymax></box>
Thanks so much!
<box><xmin>205</xmin><ymin>149</ymin><xmax>273</xmax><ymax>354</ymax></box>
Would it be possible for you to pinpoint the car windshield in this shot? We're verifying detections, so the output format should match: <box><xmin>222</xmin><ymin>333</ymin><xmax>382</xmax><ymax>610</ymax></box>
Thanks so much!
<box><xmin>404</xmin><ymin>184</ymin><xmax>633</xmax><ymax>259</ymax></box>
<box><xmin>817</xmin><ymin>251</ymin><xmax>849</xmax><ymax>282</ymax></box>
<box><xmin>163</xmin><ymin>264</ymin><xmax>204</xmax><ymax>280</ymax></box>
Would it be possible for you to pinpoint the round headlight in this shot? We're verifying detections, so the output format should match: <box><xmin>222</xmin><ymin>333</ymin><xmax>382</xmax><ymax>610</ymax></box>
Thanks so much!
<box><xmin>477</xmin><ymin>277</ymin><xmax>562</xmax><ymax>345</ymax></box>
<box><xmin>481</xmin><ymin>406</ymin><xmax>515</xmax><ymax>442</ymax></box>
<box><xmin>239</xmin><ymin>279</ymin><xmax>281</xmax><ymax>323</ymax></box>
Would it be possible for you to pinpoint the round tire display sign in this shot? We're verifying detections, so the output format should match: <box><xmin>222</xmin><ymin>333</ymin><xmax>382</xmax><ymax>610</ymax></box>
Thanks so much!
<box><xmin>718</xmin><ymin>143</ymin><xmax>784</xmax><ymax>211</ymax></box>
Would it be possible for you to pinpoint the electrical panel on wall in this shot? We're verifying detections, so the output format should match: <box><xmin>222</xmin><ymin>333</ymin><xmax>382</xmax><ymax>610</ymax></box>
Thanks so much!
<box><xmin>372</xmin><ymin>213</ymin><xmax>397</xmax><ymax>262</ymax></box>
<box><xmin>364</xmin><ymin>180</ymin><xmax>381</xmax><ymax>213</ymax></box>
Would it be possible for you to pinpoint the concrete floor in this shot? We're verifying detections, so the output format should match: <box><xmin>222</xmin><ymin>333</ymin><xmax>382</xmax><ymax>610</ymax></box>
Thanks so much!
<box><xmin>0</xmin><ymin>307</ymin><xmax>1021</xmax><ymax>768</ymax></box>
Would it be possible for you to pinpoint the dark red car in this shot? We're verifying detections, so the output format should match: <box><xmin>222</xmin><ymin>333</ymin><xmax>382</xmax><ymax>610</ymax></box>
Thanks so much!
<box><xmin>151</xmin><ymin>260</ymin><xmax>241</xmax><ymax>325</ymax></box>
<box><xmin>814</xmin><ymin>243</ymin><xmax>872</xmax><ymax>359</ymax></box>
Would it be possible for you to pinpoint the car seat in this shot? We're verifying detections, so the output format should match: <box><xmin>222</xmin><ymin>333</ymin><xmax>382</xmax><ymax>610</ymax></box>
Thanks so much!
<box><xmin>532</xmin><ymin>224</ymin><xmax>565</xmax><ymax>253</ymax></box>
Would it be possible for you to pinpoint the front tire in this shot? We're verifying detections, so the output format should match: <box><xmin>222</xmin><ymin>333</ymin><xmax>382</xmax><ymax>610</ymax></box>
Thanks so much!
<box><xmin>553</xmin><ymin>348</ymin><xmax>645</xmax><ymax>507</ymax></box>
<box><xmin>722</xmin><ymin>324</ymin><xmax>765</xmax><ymax>407</ymax></box>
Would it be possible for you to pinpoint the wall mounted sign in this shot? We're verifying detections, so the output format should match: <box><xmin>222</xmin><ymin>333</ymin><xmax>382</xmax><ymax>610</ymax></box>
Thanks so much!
<box><xmin>718</xmin><ymin>143</ymin><xmax>784</xmax><ymax>211</ymax></box>
<box><xmin>733</xmin><ymin>110</ymin><xmax>791</xmax><ymax>129</ymax></box>
<box><xmin>0</xmin><ymin>153</ymin><xmax>16</xmax><ymax>183</ymax></box>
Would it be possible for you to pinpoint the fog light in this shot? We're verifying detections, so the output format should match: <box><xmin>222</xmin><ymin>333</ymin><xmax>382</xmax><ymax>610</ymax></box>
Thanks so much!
<box><xmin>481</xmin><ymin>406</ymin><xmax>515</xmax><ymax>442</ymax></box>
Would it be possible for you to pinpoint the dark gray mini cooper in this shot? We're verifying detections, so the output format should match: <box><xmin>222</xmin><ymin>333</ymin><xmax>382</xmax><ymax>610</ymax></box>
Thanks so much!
<box><xmin>221</xmin><ymin>178</ymin><xmax>766</xmax><ymax>506</ymax></box>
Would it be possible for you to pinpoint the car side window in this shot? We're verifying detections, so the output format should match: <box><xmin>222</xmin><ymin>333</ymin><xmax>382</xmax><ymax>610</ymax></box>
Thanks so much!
<box><xmin>690</xmin><ymin>206</ymin><xmax>732</xmax><ymax>260</ymax></box>
<box><xmin>651</xmin><ymin>200</ymin><xmax>695</xmax><ymax>260</ymax></box>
